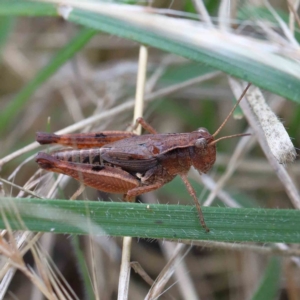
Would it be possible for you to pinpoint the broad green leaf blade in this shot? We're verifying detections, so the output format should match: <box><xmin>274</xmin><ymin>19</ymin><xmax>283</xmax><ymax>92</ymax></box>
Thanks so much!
<box><xmin>1</xmin><ymin>198</ymin><xmax>300</xmax><ymax>243</ymax></box>
<box><xmin>0</xmin><ymin>28</ymin><xmax>96</xmax><ymax>134</ymax></box>
<box><xmin>251</xmin><ymin>257</ymin><xmax>281</xmax><ymax>300</ymax></box>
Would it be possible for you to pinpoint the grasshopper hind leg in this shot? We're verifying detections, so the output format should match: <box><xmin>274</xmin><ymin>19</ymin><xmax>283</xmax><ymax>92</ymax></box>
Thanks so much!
<box><xmin>36</xmin><ymin>131</ymin><xmax>136</xmax><ymax>148</ymax></box>
<box><xmin>36</xmin><ymin>152</ymin><xmax>140</xmax><ymax>195</ymax></box>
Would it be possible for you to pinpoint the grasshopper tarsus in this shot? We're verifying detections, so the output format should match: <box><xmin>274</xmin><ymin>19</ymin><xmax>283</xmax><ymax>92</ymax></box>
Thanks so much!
<box><xmin>36</xmin><ymin>132</ymin><xmax>60</xmax><ymax>145</ymax></box>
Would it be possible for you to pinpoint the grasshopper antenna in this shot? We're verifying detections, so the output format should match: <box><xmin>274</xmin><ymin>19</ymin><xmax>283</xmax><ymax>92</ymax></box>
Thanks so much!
<box><xmin>212</xmin><ymin>83</ymin><xmax>251</xmax><ymax>138</ymax></box>
<box><xmin>208</xmin><ymin>132</ymin><xmax>251</xmax><ymax>146</ymax></box>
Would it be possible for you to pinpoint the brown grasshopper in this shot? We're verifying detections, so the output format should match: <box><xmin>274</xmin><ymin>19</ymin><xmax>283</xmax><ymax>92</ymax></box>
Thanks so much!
<box><xmin>36</xmin><ymin>84</ymin><xmax>251</xmax><ymax>232</ymax></box>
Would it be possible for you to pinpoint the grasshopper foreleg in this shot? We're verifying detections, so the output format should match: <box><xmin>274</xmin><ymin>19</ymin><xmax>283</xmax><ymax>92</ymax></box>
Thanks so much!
<box><xmin>134</xmin><ymin>117</ymin><xmax>158</xmax><ymax>134</ymax></box>
<box><xmin>124</xmin><ymin>181</ymin><xmax>164</xmax><ymax>202</ymax></box>
<box><xmin>180</xmin><ymin>174</ymin><xmax>209</xmax><ymax>232</ymax></box>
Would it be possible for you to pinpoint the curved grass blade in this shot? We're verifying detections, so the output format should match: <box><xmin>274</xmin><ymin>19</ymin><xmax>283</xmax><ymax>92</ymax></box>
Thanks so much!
<box><xmin>68</xmin><ymin>6</ymin><xmax>300</xmax><ymax>102</ymax></box>
<box><xmin>0</xmin><ymin>198</ymin><xmax>300</xmax><ymax>243</ymax></box>
<box><xmin>0</xmin><ymin>1</ymin><xmax>299</xmax><ymax>102</ymax></box>
<box><xmin>251</xmin><ymin>257</ymin><xmax>281</xmax><ymax>300</ymax></box>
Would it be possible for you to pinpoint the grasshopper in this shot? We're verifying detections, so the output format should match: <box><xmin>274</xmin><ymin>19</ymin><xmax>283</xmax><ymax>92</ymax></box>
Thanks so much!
<box><xmin>36</xmin><ymin>84</ymin><xmax>251</xmax><ymax>232</ymax></box>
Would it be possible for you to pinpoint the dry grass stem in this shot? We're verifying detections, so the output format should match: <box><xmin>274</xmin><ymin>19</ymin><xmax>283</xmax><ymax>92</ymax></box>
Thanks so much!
<box><xmin>202</xmin><ymin>130</ymin><xmax>254</xmax><ymax>206</ymax></box>
<box><xmin>0</xmin><ymin>214</ymin><xmax>57</xmax><ymax>299</ymax></box>
<box><xmin>287</xmin><ymin>0</ymin><xmax>300</xmax><ymax>31</ymax></box>
<box><xmin>133</xmin><ymin>45</ymin><xmax>148</xmax><ymax>133</ymax></box>
<box><xmin>0</xmin><ymin>268</ymin><xmax>17</xmax><ymax>299</ymax></box>
<box><xmin>218</xmin><ymin>0</ymin><xmax>231</xmax><ymax>31</ymax></box>
<box><xmin>60</xmin><ymin>85</ymin><xmax>85</xmax><ymax>122</ymax></box>
<box><xmin>161</xmin><ymin>241</ymin><xmax>199</xmax><ymax>300</ymax></box>
<box><xmin>275</xmin><ymin>243</ymin><xmax>300</xmax><ymax>266</ymax></box>
<box><xmin>0</xmin><ymin>232</ymin><xmax>34</xmax><ymax>282</ymax></box>
<box><xmin>0</xmin><ymin>178</ymin><xmax>43</xmax><ymax>199</ymax></box>
<box><xmin>69</xmin><ymin>183</ymin><xmax>85</xmax><ymax>200</ymax></box>
<box><xmin>46</xmin><ymin>174</ymin><xmax>66</xmax><ymax>199</ymax></box>
<box><xmin>118</xmin><ymin>236</ymin><xmax>132</xmax><ymax>300</ymax></box>
<box><xmin>229</xmin><ymin>78</ymin><xmax>300</xmax><ymax>209</ymax></box>
<box><xmin>165</xmin><ymin>240</ymin><xmax>300</xmax><ymax>258</ymax></box>
<box><xmin>264</xmin><ymin>0</ymin><xmax>299</xmax><ymax>45</ymax></box>
<box><xmin>118</xmin><ymin>45</ymin><xmax>148</xmax><ymax>299</ymax></box>
<box><xmin>192</xmin><ymin>0</ymin><xmax>213</xmax><ymax>27</ymax></box>
<box><xmin>30</xmin><ymin>246</ymin><xmax>54</xmax><ymax>297</ymax></box>
<box><xmin>145</xmin><ymin>244</ymin><xmax>191</xmax><ymax>299</ymax></box>
<box><xmin>130</xmin><ymin>262</ymin><xmax>154</xmax><ymax>286</ymax></box>
<box><xmin>198</xmin><ymin>173</ymin><xmax>241</xmax><ymax>208</ymax></box>
<box><xmin>0</xmin><ymin>183</ymin><xmax>4</xmax><ymax>197</ymax></box>
<box><xmin>47</xmin><ymin>260</ymin><xmax>80</xmax><ymax>300</ymax></box>
<box><xmin>216</xmin><ymin>154</ymin><xmax>300</xmax><ymax>174</ymax></box>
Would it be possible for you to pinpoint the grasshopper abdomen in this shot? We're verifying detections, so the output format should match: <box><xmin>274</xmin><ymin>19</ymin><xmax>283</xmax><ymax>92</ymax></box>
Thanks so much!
<box><xmin>51</xmin><ymin>149</ymin><xmax>102</xmax><ymax>165</ymax></box>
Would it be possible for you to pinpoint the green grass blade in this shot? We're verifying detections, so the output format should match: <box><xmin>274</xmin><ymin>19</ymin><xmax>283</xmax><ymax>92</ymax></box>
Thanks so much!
<box><xmin>68</xmin><ymin>8</ymin><xmax>300</xmax><ymax>103</ymax></box>
<box><xmin>0</xmin><ymin>2</ymin><xmax>299</xmax><ymax>102</ymax></box>
<box><xmin>0</xmin><ymin>28</ymin><xmax>96</xmax><ymax>134</ymax></box>
<box><xmin>1</xmin><ymin>197</ymin><xmax>300</xmax><ymax>243</ymax></box>
<box><xmin>251</xmin><ymin>257</ymin><xmax>281</xmax><ymax>300</ymax></box>
<box><xmin>70</xmin><ymin>236</ymin><xmax>94</xmax><ymax>300</ymax></box>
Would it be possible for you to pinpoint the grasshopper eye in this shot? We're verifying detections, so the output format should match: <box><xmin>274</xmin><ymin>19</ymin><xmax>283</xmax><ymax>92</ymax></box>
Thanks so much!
<box><xmin>195</xmin><ymin>138</ymin><xmax>207</xmax><ymax>148</ymax></box>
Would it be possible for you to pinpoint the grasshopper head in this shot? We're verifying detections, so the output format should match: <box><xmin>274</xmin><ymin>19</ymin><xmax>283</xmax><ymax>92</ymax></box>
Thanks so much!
<box><xmin>191</xmin><ymin>128</ymin><xmax>216</xmax><ymax>174</ymax></box>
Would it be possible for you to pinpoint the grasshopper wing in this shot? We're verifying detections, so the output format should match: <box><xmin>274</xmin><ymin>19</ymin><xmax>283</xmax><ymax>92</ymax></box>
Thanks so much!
<box><xmin>101</xmin><ymin>135</ymin><xmax>160</xmax><ymax>173</ymax></box>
